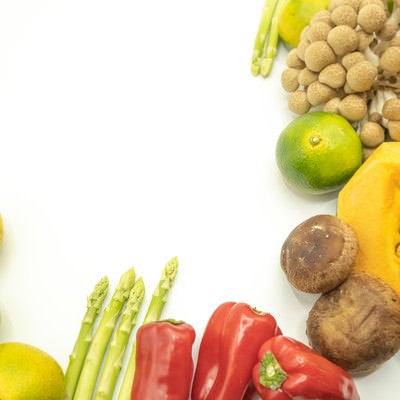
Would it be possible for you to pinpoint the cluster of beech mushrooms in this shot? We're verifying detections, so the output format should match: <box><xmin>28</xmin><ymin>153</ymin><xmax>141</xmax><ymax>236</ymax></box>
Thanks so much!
<box><xmin>280</xmin><ymin>0</ymin><xmax>400</xmax><ymax>158</ymax></box>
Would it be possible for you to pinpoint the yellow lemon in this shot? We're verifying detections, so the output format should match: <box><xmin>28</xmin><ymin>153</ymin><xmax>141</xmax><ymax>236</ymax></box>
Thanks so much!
<box><xmin>0</xmin><ymin>342</ymin><xmax>66</xmax><ymax>400</ymax></box>
<box><xmin>278</xmin><ymin>0</ymin><xmax>330</xmax><ymax>48</ymax></box>
<box><xmin>275</xmin><ymin>111</ymin><xmax>363</xmax><ymax>195</ymax></box>
<box><xmin>0</xmin><ymin>213</ymin><xmax>4</xmax><ymax>247</ymax></box>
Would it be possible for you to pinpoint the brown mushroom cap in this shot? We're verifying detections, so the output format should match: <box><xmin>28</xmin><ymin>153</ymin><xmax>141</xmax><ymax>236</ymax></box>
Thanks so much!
<box><xmin>380</xmin><ymin>46</ymin><xmax>400</xmax><ymax>73</ymax></box>
<box><xmin>330</xmin><ymin>5</ymin><xmax>358</xmax><ymax>27</ymax></box>
<box><xmin>306</xmin><ymin>21</ymin><xmax>332</xmax><ymax>42</ymax></box>
<box><xmin>341</xmin><ymin>51</ymin><xmax>366</xmax><ymax>70</ymax></box>
<box><xmin>388</xmin><ymin>120</ymin><xmax>400</xmax><ymax>141</ymax></box>
<box><xmin>280</xmin><ymin>214</ymin><xmax>359</xmax><ymax>294</ymax></box>
<box><xmin>288</xmin><ymin>90</ymin><xmax>311</xmax><ymax>115</ymax></box>
<box><xmin>310</xmin><ymin>9</ymin><xmax>333</xmax><ymax>25</ymax></box>
<box><xmin>359</xmin><ymin>121</ymin><xmax>385</xmax><ymax>147</ymax></box>
<box><xmin>306</xmin><ymin>81</ymin><xmax>337</xmax><ymax>106</ymax></box>
<box><xmin>286</xmin><ymin>48</ymin><xmax>305</xmax><ymax>69</ymax></box>
<box><xmin>357</xmin><ymin>3</ymin><xmax>387</xmax><ymax>33</ymax></box>
<box><xmin>304</xmin><ymin>41</ymin><xmax>336</xmax><ymax>72</ymax></box>
<box><xmin>297</xmin><ymin>68</ymin><xmax>318</xmax><ymax>86</ymax></box>
<box><xmin>323</xmin><ymin>96</ymin><xmax>341</xmax><ymax>113</ymax></box>
<box><xmin>382</xmin><ymin>98</ymin><xmax>400</xmax><ymax>120</ymax></box>
<box><xmin>327</xmin><ymin>25</ymin><xmax>359</xmax><ymax>56</ymax></box>
<box><xmin>306</xmin><ymin>272</ymin><xmax>400</xmax><ymax>375</ymax></box>
<box><xmin>346</xmin><ymin>60</ymin><xmax>378</xmax><ymax>92</ymax></box>
<box><xmin>281</xmin><ymin>68</ymin><xmax>300</xmax><ymax>92</ymax></box>
<box><xmin>319</xmin><ymin>63</ymin><xmax>347</xmax><ymax>88</ymax></box>
<box><xmin>338</xmin><ymin>94</ymin><xmax>368</xmax><ymax>121</ymax></box>
<box><xmin>328</xmin><ymin>0</ymin><xmax>362</xmax><ymax>12</ymax></box>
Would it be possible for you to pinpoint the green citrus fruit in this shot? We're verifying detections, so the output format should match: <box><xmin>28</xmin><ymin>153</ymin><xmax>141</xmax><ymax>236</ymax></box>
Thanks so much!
<box><xmin>0</xmin><ymin>342</ymin><xmax>65</xmax><ymax>400</ymax></box>
<box><xmin>275</xmin><ymin>111</ymin><xmax>363</xmax><ymax>195</ymax></box>
<box><xmin>278</xmin><ymin>0</ymin><xmax>330</xmax><ymax>48</ymax></box>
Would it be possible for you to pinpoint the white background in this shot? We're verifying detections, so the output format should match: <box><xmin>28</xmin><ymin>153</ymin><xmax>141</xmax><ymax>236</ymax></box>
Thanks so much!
<box><xmin>0</xmin><ymin>0</ymin><xmax>398</xmax><ymax>398</ymax></box>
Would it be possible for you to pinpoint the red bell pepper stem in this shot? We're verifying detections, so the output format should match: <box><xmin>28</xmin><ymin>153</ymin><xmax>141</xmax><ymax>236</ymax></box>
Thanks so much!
<box><xmin>253</xmin><ymin>335</ymin><xmax>360</xmax><ymax>400</ymax></box>
<box><xmin>130</xmin><ymin>319</ymin><xmax>195</xmax><ymax>400</ymax></box>
<box><xmin>193</xmin><ymin>302</ymin><xmax>282</xmax><ymax>400</ymax></box>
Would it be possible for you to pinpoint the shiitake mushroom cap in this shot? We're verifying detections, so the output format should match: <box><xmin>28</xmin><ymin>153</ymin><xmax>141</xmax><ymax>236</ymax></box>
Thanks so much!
<box><xmin>306</xmin><ymin>272</ymin><xmax>400</xmax><ymax>375</ymax></box>
<box><xmin>280</xmin><ymin>214</ymin><xmax>358</xmax><ymax>293</ymax></box>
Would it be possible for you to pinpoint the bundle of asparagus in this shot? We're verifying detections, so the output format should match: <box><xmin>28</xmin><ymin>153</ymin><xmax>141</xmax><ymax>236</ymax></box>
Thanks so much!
<box><xmin>64</xmin><ymin>256</ymin><xmax>179</xmax><ymax>400</ymax></box>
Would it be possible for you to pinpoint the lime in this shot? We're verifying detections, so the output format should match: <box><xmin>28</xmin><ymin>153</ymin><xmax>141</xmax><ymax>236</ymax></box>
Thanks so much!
<box><xmin>278</xmin><ymin>0</ymin><xmax>330</xmax><ymax>48</ymax></box>
<box><xmin>0</xmin><ymin>342</ymin><xmax>65</xmax><ymax>400</ymax></box>
<box><xmin>275</xmin><ymin>111</ymin><xmax>363</xmax><ymax>195</ymax></box>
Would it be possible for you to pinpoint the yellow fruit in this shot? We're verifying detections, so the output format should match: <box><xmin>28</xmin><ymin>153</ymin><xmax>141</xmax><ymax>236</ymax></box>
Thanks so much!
<box><xmin>275</xmin><ymin>111</ymin><xmax>363</xmax><ymax>195</ymax></box>
<box><xmin>0</xmin><ymin>342</ymin><xmax>65</xmax><ymax>400</ymax></box>
<box><xmin>278</xmin><ymin>0</ymin><xmax>330</xmax><ymax>48</ymax></box>
<box><xmin>0</xmin><ymin>214</ymin><xmax>4</xmax><ymax>247</ymax></box>
<box><xmin>337</xmin><ymin>142</ymin><xmax>400</xmax><ymax>295</ymax></box>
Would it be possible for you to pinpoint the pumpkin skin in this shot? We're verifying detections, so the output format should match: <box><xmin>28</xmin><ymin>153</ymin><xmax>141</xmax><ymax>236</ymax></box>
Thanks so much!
<box><xmin>337</xmin><ymin>142</ymin><xmax>400</xmax><ymax>295</ymax></box>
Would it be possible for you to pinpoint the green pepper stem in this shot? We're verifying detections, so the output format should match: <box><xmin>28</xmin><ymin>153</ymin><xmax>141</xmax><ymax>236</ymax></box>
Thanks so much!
<box><xmin>259</xmin><ymin>352</ymin><xmax>288</xmax><ymax>390</ymax></box>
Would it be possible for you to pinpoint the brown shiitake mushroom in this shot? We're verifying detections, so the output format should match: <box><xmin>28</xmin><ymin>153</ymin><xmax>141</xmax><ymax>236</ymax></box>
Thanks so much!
<box><xmin>306</xmin><ymin>272</ymin><xmax>400</xmax><ymax>375</ymax></box>
<box><xmin>280</xmin><ymin>214</ymin><xmax>358</xmax><ymax>294</ymax></box>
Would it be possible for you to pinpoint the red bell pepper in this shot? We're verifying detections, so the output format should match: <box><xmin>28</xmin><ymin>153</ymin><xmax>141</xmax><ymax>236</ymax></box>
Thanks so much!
<box><xmin>191</xmin><ymin>301</ymin><xmax>236</xmax><ymax>399</ymax></box>
<box><xmin>191</xmin><ymin>301</ymin><xmax>282</xmax><ymax>400</ymax></box>
<box><xmin>130</xmin><ymin>319</ymin><xmax>195</xmax><ymax>400</ymax></box>
<box><xmin>252</xmin><ymin>335</ymin><xmax>360</xmax><ymax>400</ymax></box>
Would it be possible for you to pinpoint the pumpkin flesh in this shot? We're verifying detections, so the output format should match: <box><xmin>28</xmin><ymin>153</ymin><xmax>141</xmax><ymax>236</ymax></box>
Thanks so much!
<box><xmin>337</xmin><ymin>142</ymin><xmax>400</xmax><ymax>295</ymax></box>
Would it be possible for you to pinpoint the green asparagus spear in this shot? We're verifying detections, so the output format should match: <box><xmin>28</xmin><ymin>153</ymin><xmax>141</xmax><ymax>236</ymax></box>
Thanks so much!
<box><xmin>94</xmin><ymin>277</ymin><xmax>145</xmax><ymax>400</ymax></box>
<box><xmin>73</xmin><ymin>268</ymin><xmax>136</xmax><ymax>400</ymax></box>
<box><xmin>261</xmin><ymin>0</ymin><xmax>287</xmax><ymax>77</ymax></box>
<box><xmin>251</xmin><ymin>0</ymin><xmax>279</xmax><ymax>76</ymax></box>
<box><xmin>64</xmin><ymin>276</ymin><xmax>109</xmax><ymax>400</ymax></box>
<box><xmin>117</xmin><ymin>256</ymin><xmax>179</xmax><ymax>400</ymax></box>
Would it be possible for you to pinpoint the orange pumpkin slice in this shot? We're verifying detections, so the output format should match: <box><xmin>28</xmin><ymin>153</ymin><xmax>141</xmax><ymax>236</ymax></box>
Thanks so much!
<box><xmin>337</xmin><ymin>142</ymin><xmax>400</xmax><ymax>294</ymax></box>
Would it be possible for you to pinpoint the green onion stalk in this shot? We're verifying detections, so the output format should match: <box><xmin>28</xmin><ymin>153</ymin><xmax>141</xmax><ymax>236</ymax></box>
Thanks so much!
<box><xmin>117</xmin><ymin>256</ymin><xmax>179</xmax><ymax>400</ymax></box>
<box><xmin>64</xmin><ymin>276</ymin><xmax>109</xmax><ymax>400</ymax></box>
<box><xmin>93</xmin><ymin>277</ymin><xmax>145</xmax><ymax>400</ymax></box>
<box><xmin>73</xmin><ymin>267</ymin><xmax>136</xmax><ymax>400</ymax></box>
